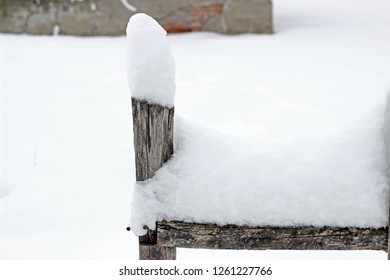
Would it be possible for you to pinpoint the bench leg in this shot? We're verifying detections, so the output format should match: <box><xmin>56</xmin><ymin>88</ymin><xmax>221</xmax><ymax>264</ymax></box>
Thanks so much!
<box><xmin>139</xmin><ymin>244</ymin><xmax>176</xmax><ymax>260</ymax></box>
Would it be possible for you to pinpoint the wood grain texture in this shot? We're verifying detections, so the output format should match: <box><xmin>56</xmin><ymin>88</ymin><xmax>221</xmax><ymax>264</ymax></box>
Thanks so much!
<box><xmin>132</xmin><ymin>98</ymin><xmax>174</xmax><ymax>182</ymax></box>
<box><xmin>131</xmin><ymin>98</ymin><xmax>175</xmax><ymax>259</ymax></box>
<box><xmin>158</xmin><ymin>221</ymin><xmax>388</xmax><ymax>251</ymax></box>
<box><xmin>139</xmin><ymin>244</ymin><xmax>176</xmax><ymax>260</ymax></box>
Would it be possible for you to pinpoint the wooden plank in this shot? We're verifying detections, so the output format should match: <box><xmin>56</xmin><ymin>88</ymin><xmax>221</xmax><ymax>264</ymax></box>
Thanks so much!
<box><xmin>131</xmin><ymin>98</ymin><xmax>174</xmax><ymax>181</ymax></box>
<box><xmin>158</xmin><ymin>221</ymin><xmax>388</xmax><ymax>251</ymax></box>
<box><xmin>131</xmin><ymin>98</ymin><xmax>175</xmax><ymax>259</ymax></box>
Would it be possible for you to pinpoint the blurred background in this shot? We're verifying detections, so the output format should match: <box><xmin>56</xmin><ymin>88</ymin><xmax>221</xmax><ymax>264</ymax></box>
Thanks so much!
<box><xmin>0</xmin><ymin>0</ymin><xmax>272</xmax><ymax>35</ymax></box>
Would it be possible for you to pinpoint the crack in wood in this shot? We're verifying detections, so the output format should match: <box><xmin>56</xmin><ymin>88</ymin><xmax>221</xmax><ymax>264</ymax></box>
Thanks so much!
<box><xmin>157</xmin><ymin>221</ymin><xmax>388</xmax><ymax>251</ymax></box>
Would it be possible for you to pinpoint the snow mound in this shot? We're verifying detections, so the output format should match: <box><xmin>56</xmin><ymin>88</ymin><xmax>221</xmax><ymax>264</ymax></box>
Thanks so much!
<box><xmin>130</xmin><ymin>108</ymin><xmax>390</xmax><ymax>236</ymax></box>
<box><xmin>126</xmin><ymin>13</ymin><xmax>176</xmax><ymax>108</ymax></box>
<box><xmin>127</xmin><ymin>5</ymin><xmax>390</xmax><ymax>235</ymax></box>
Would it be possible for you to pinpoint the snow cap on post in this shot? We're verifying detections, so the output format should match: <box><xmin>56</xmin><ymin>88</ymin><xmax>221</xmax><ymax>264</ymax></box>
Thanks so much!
<box><xmin>126</xmin><ymin>13</ymin><xmax>176</xmax><ymax>108</ymax></box>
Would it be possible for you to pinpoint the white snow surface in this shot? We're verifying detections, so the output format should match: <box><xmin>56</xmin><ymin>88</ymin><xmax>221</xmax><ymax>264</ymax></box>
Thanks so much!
<box><xmin>126</xmin><ymin>13</ymin><xmax>176</xmax><ymax>107</ymax></box>
<box><xmin>120</xmin><ymin>0</ymin><xmax>137</xmax><ymax>12</ymax></box>
<box><xmin>1</xmin><ymin>0</ymin><xmax>390</xmax><ymax>259</ymax></box>
<box><xmin>129</xmin><ymin>1</ymin><xmax>390</xmax><ymax>235</ymax></box>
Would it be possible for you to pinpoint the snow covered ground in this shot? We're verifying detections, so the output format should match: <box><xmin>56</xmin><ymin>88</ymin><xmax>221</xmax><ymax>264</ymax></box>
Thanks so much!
<box><xmin>1</xmin><ymin>0</ymin><xmax>390</xmax><ymax>259</ymax></box>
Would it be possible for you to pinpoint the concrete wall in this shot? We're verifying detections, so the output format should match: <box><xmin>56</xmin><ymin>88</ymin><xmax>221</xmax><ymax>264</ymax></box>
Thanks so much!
<box><xmin>0</xmin><ymin>0</ymin><xmax>272</xmax><ymax>35</ymax></box>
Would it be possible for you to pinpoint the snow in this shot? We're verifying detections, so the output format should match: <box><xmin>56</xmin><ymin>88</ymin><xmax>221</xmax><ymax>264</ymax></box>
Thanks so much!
<box><xmin>1</xmin><ymin>36</ymin><xmax>134</xmax><ymax>259</ymax></box>
<box><xmin>129</xmin><ymin>3</ymin><xmax>390</xmax><ymax>235</ymax></box>
<box><xmin>120</xmin><ymin>0</ymin><xmax>137</xmax><ymax>12</ymax></box>
<box><xmin>126</xmin><ymin>13</ymin><xmax>176</xmax><ymax>108</ymax></box>
<box><xmin>52</xmin><ymin>24</ymin><xmax>60</xmax><ymax>36</ymax></box>
<box><xmin>131</xmin><ymin>113</ymin><xmax>389</xmax><ymax>235</ymax></box>
<box><xmin>1</xmin><ymin>0</ymin><xmax>390</xmax><ymax>259</ymax></box>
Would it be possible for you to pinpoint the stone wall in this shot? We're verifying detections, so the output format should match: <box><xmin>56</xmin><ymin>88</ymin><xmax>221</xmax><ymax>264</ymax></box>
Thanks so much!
<box><xmin>0</xmin><ymin>0</ymin><xmax>272</xmax><ymax>35</ymax></box>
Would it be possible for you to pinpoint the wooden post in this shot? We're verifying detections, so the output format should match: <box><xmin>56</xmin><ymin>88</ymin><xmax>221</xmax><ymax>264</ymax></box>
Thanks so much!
<box><xmin>132</xmin><ymin>97</ymin><xmax>176</xmax><ymax>260</ymax></box>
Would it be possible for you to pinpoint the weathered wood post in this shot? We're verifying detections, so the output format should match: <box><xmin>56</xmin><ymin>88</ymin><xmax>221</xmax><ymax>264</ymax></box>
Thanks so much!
<box><xmin>132</xmin><ymin>98</ymin><xmax>175</xmax><ymax>260</ymax></box>
<box><xmin>127</xmin><ymin>13</ymin><xmax>177</xmax><ymax>260</ymax></box>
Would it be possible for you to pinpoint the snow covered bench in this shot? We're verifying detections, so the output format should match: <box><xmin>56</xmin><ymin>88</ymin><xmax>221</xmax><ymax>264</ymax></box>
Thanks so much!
<box><xmin>127</xmin><ymin>14</ymin><xmax>390</xmax><ymax>260</ymax></box>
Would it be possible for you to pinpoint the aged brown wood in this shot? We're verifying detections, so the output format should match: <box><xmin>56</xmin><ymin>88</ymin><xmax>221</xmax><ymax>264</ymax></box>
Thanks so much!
<box><xmin>139</xmin><ymin>244</ymin><xmax>176</xmax><ymax>260</ymax></box>
<box><xmin>132</xmin><ymin>97</ymin><xmax>174</xmax><ymax>181</ymax></box>
<box><xmin>158</xmin><ymin>221</ymin><xmax>388</xmax><ymax>251</ymax></box>
<box><xmin>132</xmin><ymin>98</ymin><xmax>175</xmax><ymax>259</ymax></box>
